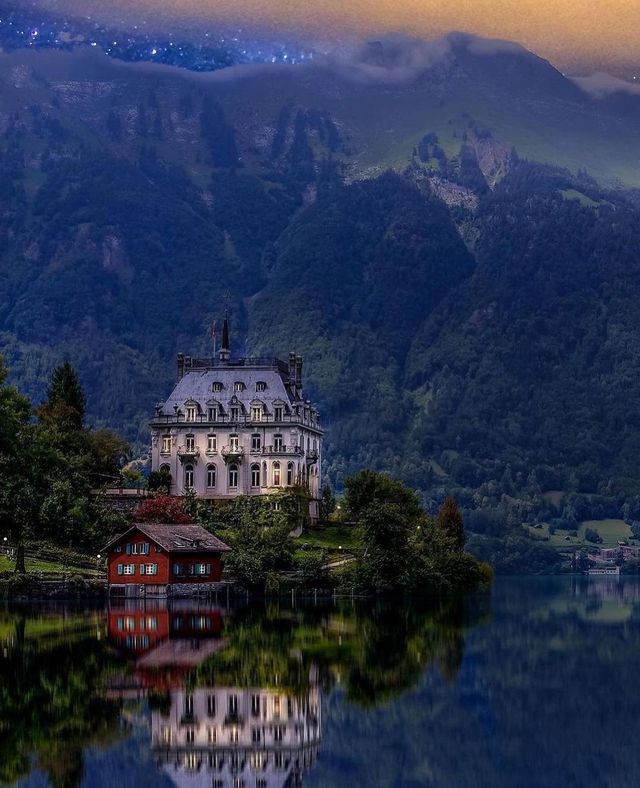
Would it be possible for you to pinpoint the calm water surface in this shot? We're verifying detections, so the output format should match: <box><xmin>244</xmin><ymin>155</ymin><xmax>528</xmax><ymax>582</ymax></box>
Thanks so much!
<box><xmin>2</xmin><ymin>577</ymin><xmax>640</xmax><ymax>787</ymax></box>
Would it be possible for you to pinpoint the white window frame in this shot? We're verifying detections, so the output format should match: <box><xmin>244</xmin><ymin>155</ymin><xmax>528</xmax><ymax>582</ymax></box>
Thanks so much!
<box><xmin>185</xmin><ymin>405</ymin><xmax>197</xmax><ymax>422</ymax></box>
<box><xmin>161</xmin><ymin>435</ymin><xmax>171</xmax><ymax>453</ymax></box>
<box><xmin>207</xmin><ymin>433</ymin><xmax>217</xmax><ymax>452</ymax></box>
<box><xmin>207</xmin><ymin>465</ymin><xmax>217</xmax><ymax>489</ymax></box>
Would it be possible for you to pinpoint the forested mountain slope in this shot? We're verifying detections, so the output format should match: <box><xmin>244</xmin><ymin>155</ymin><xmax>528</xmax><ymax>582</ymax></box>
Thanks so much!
<box><xmin>3</xmin><ymin>38</ymin><xmax>640</xmax><ymax>538</ymax></box>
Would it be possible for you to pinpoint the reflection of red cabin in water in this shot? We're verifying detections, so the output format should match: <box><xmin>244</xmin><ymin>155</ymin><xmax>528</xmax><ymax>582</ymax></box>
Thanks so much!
<box><xmin>104</xmin><ymin>523</ymin><xmax>230</xmax><ymax>597</ymax></box>
<box><xmin>106</xmin><ymin>603</ymin><xmax>225</xmax><ymax>691</ymax></box>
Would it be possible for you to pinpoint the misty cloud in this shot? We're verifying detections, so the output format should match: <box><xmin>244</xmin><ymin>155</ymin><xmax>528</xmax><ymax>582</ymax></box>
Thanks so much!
<box><xmin>321</xmin><ymin>35</ymin><xmax>452</xmax><ymax>84</ymax></box>
<box><xmin>572</xmin><ymin>72</ymin><xmax>640</xmax><ymax>99</ymax></box>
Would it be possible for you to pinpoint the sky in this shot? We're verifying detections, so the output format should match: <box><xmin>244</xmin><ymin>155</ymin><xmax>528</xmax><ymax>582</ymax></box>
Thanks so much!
<box><xmin>31</xmin><ymin>0</ymin><xmax>640</xmax><ymax>75</ymax></box>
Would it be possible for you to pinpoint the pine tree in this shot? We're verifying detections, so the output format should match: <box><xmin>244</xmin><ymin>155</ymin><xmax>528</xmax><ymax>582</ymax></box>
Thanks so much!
<box><xmin>437</xmin><ymin>496</ymin><xmax>466</xmax><ymax>553</ymax></box>
<box><xmin>46</xmin><ymin>362</ymin><xmax>86</xmax><ymax>428</ymax></box>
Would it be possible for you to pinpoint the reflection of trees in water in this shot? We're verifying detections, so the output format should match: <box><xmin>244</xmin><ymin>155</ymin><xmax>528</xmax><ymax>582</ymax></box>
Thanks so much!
<box><xmin>313</xmin><ymin>578</ymin><xmax>640</xmax><ymax>788</ymax></box>
<box><xmin>193</xmin><ymin>593</ymin><xmax>490</xmax><ymax>707</ymax></box>
<box><xmin>0</xmin><ymin>610</ymin><xmax>122</xmax><ymax>787</ymax></box>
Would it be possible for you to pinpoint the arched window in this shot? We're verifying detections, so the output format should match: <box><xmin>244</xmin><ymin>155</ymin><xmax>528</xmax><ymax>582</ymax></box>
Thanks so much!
<box><xmin>262</xmin><ymin>462</ymin><xmax>267</xmax><ymax>485</ymax></box>
<box><xmin>212</xmin><ymin>382</ymin><xmax>223</xmax><ymax>393</ymax></box>
<box><xmin>234</xmin><ymin>381</ymin><xmax>245</xmax><ymax>392</ymax></box>
<box><xmin>251</xmin><ymin>464</ymin><xmax>261</xmax><ymax>488</ymax></box>
<box><xmin>228</xmin><ymin>464</ymin><xmax>239</xmax><ymax>489</ymax></box>
<box><xmin>159</xmin><ymin>463</ymin><xmax>170</xmax><ymax>474</ymax></box>
<box><xmin>206</xmin><ymin>464</ymin><xmax>216</xmax><ymax>489</ymax></box>
<box><xmin>256</xmin><ymin>381</ymin><xmax>267</xmax><ymax>392</ymax></box>
<box><xmin>273</xmin><ymin>461</ymin><xmax>281</xmax><ymax>487</ymax></box>
<box><xmin>184</xmin><ymin>464</ymin><xmax>194</xmax><ymax>490</ymax></box>
<box><xmin>287</xmin><ymin>461</ymin><xmax>294</xmax><ymax>486</ymax></box>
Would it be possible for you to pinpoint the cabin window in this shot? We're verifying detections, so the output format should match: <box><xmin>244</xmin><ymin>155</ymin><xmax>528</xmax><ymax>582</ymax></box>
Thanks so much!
<box><xmin>140</xmin><ymin>564</ymin><xmax>158</xmax><ymax>575</ymax></box>
<box><xmin>273</xmin><ymin>462</ymin><xmax>281</xmax><ymax>486</ymax></box>
<box><xmin>274</xmin><ymin>406</ymin><xmax>283</xmax><ymax>421</ymax></box>
<box><xmin>185</xmin><ymin>434</ymin><xmax>195</xmax><ymax>452</ymax></box>
<box><xmin>229</xmin><ymin>434</ymin><xmax>239</xmax><ymax>450</ymax></box>
<box><xmin>207</xmin><ymin>464</ymin><xmax>217</xmax><ymax>488</ymax></box>
<box><xmin>184</xmin><ymin>464</ymin><xmax>194</xmax><ymax>490</ymax></box>
<box><xmin>250</xmin><ymin>464</ymin><xmax>261</xmax><ymax>488</ymax></box>
<box><xmin>189</xmin><ymin>563</ymin><xmax>210</xmax><ymax>575</ymax></box>
<box><xmin>185</xmin><ymin>405</ymin><xmax>197</xmax><ymax>422</ymax></box>
<box><xmin>130</xmin><ymin>542</ymin><xmax>150</xmax><ymax>555</ymax></box>
<box><xmin>234</xmin><ymin>381</ymin><xmax>245</xmax><ymax>392</ymax></box>
<box><xmin>274</xmin><ymin>434</ymin><xmax>283</xmax><ymax>451</ymax></box>
<box><xmin>251</xmin><ymin>433</ymin><xmax>261</xmax><ymax>451</ymax></box>
<box><xmin>287</xmin><ymin>462</ymin><xmax>294</xmax><ymax>486</ymax></box>
<box><xmin>161</xmin><ymin>435</ymin><xmax>171</xmax><ymax>453</ymax></box>
<box><xmin>207</xmin><ymin>433</ymin><xmax>217</xmax><ymax>452</ymax></box>
<box><xmin>256</xmin><ymin>381</ymin><xmax>267</xmax><ymax>392</ymax></box>
<box><xmin>228</xmin><ymin>464</ymin><xmax>239</xmax><ymax>488</ymax></box>
<box><xmin>251</xmin><ymin>405</ymin><xmax>262</xmax><ymax>422</ymax></box>
<box><xmin>122</xmin><ymin>564</ymin><xmax>135</xmax><ymax>575</ymax></box>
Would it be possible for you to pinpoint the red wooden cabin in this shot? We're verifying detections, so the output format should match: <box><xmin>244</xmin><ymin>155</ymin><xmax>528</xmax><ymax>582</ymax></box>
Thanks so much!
<box><xmin>104</xmin><ymin>523</ymin><xmax>230</xmax><ymax>597</ymax></box>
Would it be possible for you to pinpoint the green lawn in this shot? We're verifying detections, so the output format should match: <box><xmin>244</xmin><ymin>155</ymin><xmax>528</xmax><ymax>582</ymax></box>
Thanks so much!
<box><xmin>527</xmin><ymin>518</ymin><xmax>634</xmax><ymax>550</ymax></box>
<box><xmin>0</xmin><ymin>554</ymin><xmax>101</xmax><ymax>577</ymax></box>
<box><xmin>298</xmin><ymin>524</ymin><xmax>358</xmax><ymax>562</ymax></box>
<box><xmin>579</xmin><ymin>519</ymin><xmax>633</xmax><ymax>547</ymax></box>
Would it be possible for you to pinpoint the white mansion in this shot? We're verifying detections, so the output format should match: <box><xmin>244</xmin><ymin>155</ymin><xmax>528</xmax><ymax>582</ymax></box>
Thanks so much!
<box><xmin>150</xmin><ymin>318</ymin><xmax>323</xmax><ymax>519</ymax></box>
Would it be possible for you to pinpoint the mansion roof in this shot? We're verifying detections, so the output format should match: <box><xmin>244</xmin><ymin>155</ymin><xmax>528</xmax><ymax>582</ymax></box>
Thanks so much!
<box><xmin>160</xmin><ymin>366</ymin><xmax>296</xmax><ymax>416</ymax></box>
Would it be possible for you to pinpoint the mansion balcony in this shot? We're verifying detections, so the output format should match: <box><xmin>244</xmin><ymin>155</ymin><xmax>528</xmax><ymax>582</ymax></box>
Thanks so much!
<box><xmin>151</xmin><ymin>412</ymin><xmax>321</xmax><ymax>430</ymax></box>
<box><xmin>221</xmin><ymin>446</ymin><xmax>245</xmax><ymax>462</ymax></box>
<box><xmin>177</xmin><ymin>446</ymin><xmax>200</xmax><ymax>461</ymax></box>
<box><xmin>306</xmin><ymin>449</ymin><xmax>319</xmax><ymax>463</ymax></box>
<box><xmin>257</xmin><ymin>445</ymin><xmax>303</xmax><ymax>456</ymax></box>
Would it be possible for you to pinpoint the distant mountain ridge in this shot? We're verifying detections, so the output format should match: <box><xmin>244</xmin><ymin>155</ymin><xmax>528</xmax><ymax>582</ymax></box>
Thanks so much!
<box><xmin>2</xmin><ymin>36</ymin><xmax>640</xmax><ymax>534</ymax></box>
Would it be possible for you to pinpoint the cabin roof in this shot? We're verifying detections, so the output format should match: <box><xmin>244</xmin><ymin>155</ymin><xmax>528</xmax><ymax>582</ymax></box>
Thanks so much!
<box><xmin>104</xmin><ymin>523</ymin><xmax>231</xmax><ymax>553</ymax></box>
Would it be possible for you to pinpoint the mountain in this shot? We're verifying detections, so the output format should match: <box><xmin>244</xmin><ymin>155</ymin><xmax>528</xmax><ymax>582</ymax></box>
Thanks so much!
<box><xmin>3</xmin><ymin>34</ymin><xmax>640</xmax><ymax>540</ymax></box>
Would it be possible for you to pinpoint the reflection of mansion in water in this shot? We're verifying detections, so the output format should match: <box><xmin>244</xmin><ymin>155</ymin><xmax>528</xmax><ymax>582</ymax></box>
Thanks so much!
<box><xmin>151</xmin><ymin>680</ymin><xmax>321</xmax><ymax>788</ymax></box>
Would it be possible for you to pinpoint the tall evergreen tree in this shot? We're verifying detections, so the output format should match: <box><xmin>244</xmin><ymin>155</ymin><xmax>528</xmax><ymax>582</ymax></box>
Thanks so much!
<box><xmin>45</xmin><ymin>362</ymin><xmax>86</xmax><ymax>429</ymax></box>
<box><xmin>437</xmin><ymin>496</ymin><xmax>466</xmax><ymax>553</ymax></box>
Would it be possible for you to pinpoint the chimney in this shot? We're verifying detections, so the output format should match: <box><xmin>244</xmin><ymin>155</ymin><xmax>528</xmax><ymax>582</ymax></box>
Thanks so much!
<box><xmin>177</xmin><ymin>353</ymin><xmax>185</xmax><ymax>381</ymax></box>
<box><xmin>219</xmin><ymin>313</ymin><xmax>230</xmax><ymax>363</ymax></box>
<box><xmin>288</xmin><ymin>352</ymin><xmax>296</xmax><ymax>386</ymax></box>
<box><xmin>295</xmin><ymin>355</ymin><xmax>303</xmax><ymax>396</ymax></box>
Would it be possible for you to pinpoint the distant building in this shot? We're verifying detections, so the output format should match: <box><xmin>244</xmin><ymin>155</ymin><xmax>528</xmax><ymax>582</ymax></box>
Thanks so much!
<box><xmin>105</xmin><ymin>522</ymin><xmax>230</xmax><ymax>598</ymax></box>
<box><xmin>150</xmin><ymin>316</ymin><xmax>323</xmax><ymax>520</ymax></box>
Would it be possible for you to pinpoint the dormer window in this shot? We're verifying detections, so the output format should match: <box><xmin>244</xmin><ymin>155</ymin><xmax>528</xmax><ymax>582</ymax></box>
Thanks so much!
<box><xmin>251</xmin><ymin>405</ymin><xmax>262</xmax><ymax>422</ymax></box>
<box><xmin>212</xmin><ymin>382</ymin><xmax>223</xmax><ymax>393</ymax></box>
<box><xmin>234</xmin><ymin>381</ymin><xmax>245</xmax><ymax>392</ymax></box>
<box><xmin>208</xmin><ymin>406</ymin><xmax>218</xmax><ymax>421</ymax></box>
<box><xmin>185</xmin><ymin>405</ymin><xmax>197</xmax><ymax>422</ymax></box>
<box><xmin>274</xmin><ymin>406</ymin><xmax>283</xmax><ymax>422</ymax></box>
<box><xmin>230</xmin><ymin>406</ymin><xmax>240</xmax><ymax>421</ymax></box>
<box><xmin>256</xmin><ymin>381</ymin><xmax>267</xmax><ymax>392</ymax></box>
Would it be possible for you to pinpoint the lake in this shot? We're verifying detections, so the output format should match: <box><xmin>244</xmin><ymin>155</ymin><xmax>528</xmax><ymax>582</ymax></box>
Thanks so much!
<box><xmin>2</xmin><ymin>576</ymin><xmax>640</xmax><ymax>787</ymax></box>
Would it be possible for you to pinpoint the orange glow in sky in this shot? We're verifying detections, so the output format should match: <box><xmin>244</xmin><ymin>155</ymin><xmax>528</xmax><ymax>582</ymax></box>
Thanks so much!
<box><xmin>47</xmin><ymin>0</ymin><xmax>640</xmax><ymax>73</ymax></box>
